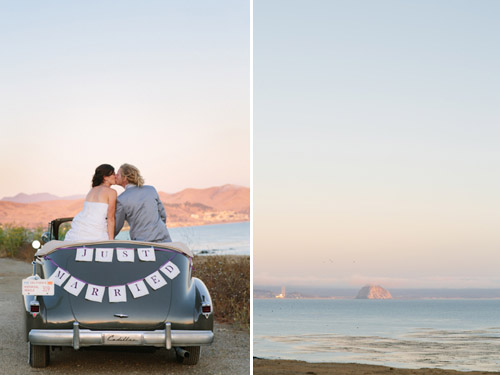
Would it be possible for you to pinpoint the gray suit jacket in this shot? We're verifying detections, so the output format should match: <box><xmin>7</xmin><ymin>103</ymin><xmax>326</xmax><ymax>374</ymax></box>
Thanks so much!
<box><xmin>114</xmin><ymin>185</ymin><xmax>172</xmax><ymax>243</ymax></box>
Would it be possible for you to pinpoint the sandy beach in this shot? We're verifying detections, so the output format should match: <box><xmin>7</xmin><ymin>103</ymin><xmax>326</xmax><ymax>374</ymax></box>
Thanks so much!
<box><xmin>253</xmin><ymin>358</ymin><xmax>500</xmax><ymax>375</ymax></box>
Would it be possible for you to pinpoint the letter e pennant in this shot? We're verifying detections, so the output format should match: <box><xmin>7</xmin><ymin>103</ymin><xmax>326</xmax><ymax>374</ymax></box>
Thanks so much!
<box><xmin>145</xmin><ymin>271</ymin><xmax>167</xmax><ymax>290</ymax></box>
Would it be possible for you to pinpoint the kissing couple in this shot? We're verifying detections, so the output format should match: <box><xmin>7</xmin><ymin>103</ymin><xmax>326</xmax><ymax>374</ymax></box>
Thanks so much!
<box><xmin>64</xmin><ymin>163</ymin><xmax>172</xmax><ymax>243</ymax></box>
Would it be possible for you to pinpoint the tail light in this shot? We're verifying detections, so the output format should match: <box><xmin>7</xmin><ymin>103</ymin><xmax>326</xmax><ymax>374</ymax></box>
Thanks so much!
<box><xmin>202</xmin><ymin>303</ymin><xmax>211</xmax><ymax>318</ymax></box>
<box><xmin>30</xmin><ymin>301</ymin><xmax>40</xmax><ymax>317</ymax></box>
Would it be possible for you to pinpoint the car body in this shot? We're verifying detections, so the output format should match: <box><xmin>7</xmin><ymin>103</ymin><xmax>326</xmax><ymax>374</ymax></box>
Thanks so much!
<box><xmin>24</xmin><ymin>218</ymin><xmax>213</xmax><ymax>368</ymax></box>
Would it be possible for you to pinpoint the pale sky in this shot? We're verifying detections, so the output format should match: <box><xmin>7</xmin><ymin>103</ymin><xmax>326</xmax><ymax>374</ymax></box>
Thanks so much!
<box><xmin>0</xmin><ymin>1</ymin><xmax>250</xmax><ymax>197</ymax></box>
<box><xmin>253</xmin><ymin>0</ymin><xmax>500</xmax><ymax>289</ymax></box>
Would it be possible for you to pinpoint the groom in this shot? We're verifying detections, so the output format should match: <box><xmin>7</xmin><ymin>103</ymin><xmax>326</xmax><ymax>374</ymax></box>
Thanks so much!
<box><xmin>114</xmin><ymin>163</ymin><xmax>172</xmax><ymax>243</ymax></box>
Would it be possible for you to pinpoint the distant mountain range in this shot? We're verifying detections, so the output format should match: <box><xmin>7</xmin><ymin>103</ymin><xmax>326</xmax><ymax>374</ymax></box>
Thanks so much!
<box><xmin>0</xmin><ymin>184</ymin><xmax>249</xmax><ymax>229</ymax></box>
<box><xmin>1</xmin><ymin>192</ymin><xmax>85</xmax><ymax>203</ymax></box>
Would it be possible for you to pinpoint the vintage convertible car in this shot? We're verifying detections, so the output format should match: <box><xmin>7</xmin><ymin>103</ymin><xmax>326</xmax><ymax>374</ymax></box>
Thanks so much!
<box><xmin>23</xmin><ymin>218</ymin><xmax>214</xmax><ymax>368</ymax></box>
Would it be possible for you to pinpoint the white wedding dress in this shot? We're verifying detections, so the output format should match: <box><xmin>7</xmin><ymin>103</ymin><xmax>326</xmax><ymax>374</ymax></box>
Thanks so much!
<box><xmin>64</xmin><ymin>201</ymin><xmax>109</xmax><ymax>242</ymax></box>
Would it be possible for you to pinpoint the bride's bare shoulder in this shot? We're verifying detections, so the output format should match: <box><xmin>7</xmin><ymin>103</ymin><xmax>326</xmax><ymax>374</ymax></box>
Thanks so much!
<box><xmin>105</xmin><ymin>186</ymin><xmax>117</xmax><ymax>198</ymax></box>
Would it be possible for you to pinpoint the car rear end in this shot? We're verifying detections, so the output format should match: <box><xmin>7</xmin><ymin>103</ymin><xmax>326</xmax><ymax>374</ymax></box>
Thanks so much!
<box><xmin>24</xmin><ymin>240</ymin><xmax>213</xmax><ymax>367</ymax></box>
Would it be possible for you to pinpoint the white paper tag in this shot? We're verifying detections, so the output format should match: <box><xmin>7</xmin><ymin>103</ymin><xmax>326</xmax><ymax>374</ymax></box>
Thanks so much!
<box><xmin>48</xmin><ymin>267</ymin><xmax>71</xmax><ymax>286</ymax></box>
<box><xmin>160</xmin><ymin>261</ymin><xmax>180</xmax><ymax>279</ymax></box>
<box><xmin>22</xmin><ymin>279</ymin><xmax>55</xmax><ymax>296</ymax></box>
<box><xmin>85</xmin><ymin>283</ymin><xmax>106</xmax><ymax>302</ymax></box>
<box><xmin>137</xmin><ymin>247</ymin><xmax>156</xmax><ymax>262</ymax></box>
<box><xmin>63</xmin><ymin>276</ymin><xmax>86</xmax><ymax>297</ymax></box>
<box><xmin>75</xmin><ymin>247</ymin><xmax>94</xmax><ymax>262</ymax></box>
<box><xmin>95</xmin><ymin>248</ymin><xmax>113</xmax><ymax>262</ymax></box>
<box><xmin>116</xmin><ymin>248</ymin><xmax>135</xmax><ymax>262</ymax></box>
<box><xmin>145</xmin><ymin>271</ymin><xmax>167</xmax><ymax>290</ymax></box>
<box><xmin>109</xmin><ymin>285</ymin><xmax>127</xmax><ymax>303</ymax></box>
<box><xmin>128</xmin><ymin>280</ymin><xmax>149</xmax><ymax>298</ymax></box>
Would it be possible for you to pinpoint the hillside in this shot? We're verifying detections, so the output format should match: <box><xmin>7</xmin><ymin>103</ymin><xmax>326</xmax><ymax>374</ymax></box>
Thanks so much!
<box><xmin>158</xmin><ymin>184</ymin><xmax>249</xmax><ymax>213</ymax></box>
<box><xmin>0</xmin><ymin>184</ymin><xmax>249</xmax><ymax>229</ymax></box>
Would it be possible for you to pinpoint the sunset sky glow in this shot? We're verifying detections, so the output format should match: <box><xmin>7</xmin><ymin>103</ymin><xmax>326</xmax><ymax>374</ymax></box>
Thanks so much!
<box><xmin>0</xmin><ymin>1</ymin><xmax>249</xmax><ymax>197</ymax></box>
<box><xmin>2</xmin><ymin>1</ymin><xmax>499</xmax><ymax>290</ymax></box>
<box><xmin>253</xmin><ymin>0</ymin><xmax>500</xmax><ymax>289</ymax></box>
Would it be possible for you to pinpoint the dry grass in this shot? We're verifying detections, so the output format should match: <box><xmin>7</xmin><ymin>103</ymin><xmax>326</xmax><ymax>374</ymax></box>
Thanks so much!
<box><xmin>0</xmin><ymin>224</ymin><xmax>42</xmax><ymax>259</ymax></box>
<box><xmin>8</xmin><ymin>243</ymin><xmax>36</xmax><ymax>262</ymax></box>
<box><xmin>192</xmin><ymin>255</ymin><xmax>250</xmax><ymax>330</ymax></box>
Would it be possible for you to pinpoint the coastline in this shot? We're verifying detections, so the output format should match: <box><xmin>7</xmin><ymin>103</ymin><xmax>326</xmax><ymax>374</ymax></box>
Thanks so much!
<box><xmin>169</xmin><ymin>219</ymin><xmax>249</xmax><ymax>228</ymax></box>
<box><xmin>254</xmin><ymin>296</ymin><xmax>500</xmax><ymax>300</ymax></box>
<box><xmin>253</xmin><ymin>358</ymin><xmax>500</xmax><ymax>374</ymax></box>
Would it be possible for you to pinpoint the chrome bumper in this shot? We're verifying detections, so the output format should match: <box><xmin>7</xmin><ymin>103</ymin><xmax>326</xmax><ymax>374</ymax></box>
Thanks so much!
<box><xmin>29</xmin><ymin>322</ymin><xmax>214</xmax><ymax>350</ymax></box>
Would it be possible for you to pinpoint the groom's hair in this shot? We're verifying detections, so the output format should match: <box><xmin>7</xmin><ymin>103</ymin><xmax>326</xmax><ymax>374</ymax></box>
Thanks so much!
<box><xmin>120</xmin><ymin>163</ymin><xmax>144</xmax><ymax>187</ymax></box>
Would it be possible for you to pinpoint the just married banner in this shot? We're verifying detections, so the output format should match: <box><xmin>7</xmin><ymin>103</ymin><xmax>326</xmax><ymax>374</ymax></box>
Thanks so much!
<box><xmin>45</xmin><ymin>247</ymin><xmax>182</xmax><ymax>303</ymax></box>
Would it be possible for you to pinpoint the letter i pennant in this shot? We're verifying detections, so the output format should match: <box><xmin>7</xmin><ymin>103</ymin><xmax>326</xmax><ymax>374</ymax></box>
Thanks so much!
<box><xmin>128</xmin><ymin>280</ymin><xmax>149</xmax><ymax>298</ymax></box>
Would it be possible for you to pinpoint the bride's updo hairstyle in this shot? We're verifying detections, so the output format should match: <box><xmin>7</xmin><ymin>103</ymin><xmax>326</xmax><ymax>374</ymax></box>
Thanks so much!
<box><xmin>92</xmin><ymin>164</ymin><xmax>115</xmax><ymax>187</ymax></box>
<box><xmin>119</xmin><ymin>163</ymin><xmax>144</xmax><ymax>187</ymax></box>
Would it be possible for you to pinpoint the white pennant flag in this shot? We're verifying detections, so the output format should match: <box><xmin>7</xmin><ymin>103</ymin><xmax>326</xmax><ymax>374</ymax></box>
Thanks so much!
<box><xmin>85</xmin><ymin>284</ymin><xmax>105</xmax><ymax>303</ymax></box>
<box><xmin>116</xmin><ymin>248</ymin><xmax>135</xmax><ymax>262</ymax></box>
<box><xmin>128</xmin><ymin>280</ymin><xmax>149</xmax><ymax>298</ymax></box>
<box><xmin>95</xmin><ymin>248</ymin><xmax>113</xmax><ymax>262</ymax></box>
<box><xmin>160</xmin><ymin>261</ymin><xmax>180</xmax><ymax>280</ymax></box>
<box><xmin>63</xmin><ymin>276</ymin><xmax>86</xmax><ymax>297</ymax></box>
<box><xmin>145</xmin><ymin>271</ymin><xmax>167</xmax><ymax>290</ymax></box>
<box><xmin>109</xmin><ymin>285</ymin><xmax>127</xmax><ymax>303</ymax></box>
<box><xmin>49</xmin><ymin>267</ymin><xmax>71</xmax><ymax>286</ymax></box>
<box><xmin>75</xmin><ymin>247</ymin><xmax>94</xmax><ymax>262</ymax></box>
<box><xmin>137</xmin><ymin>247</ymin><xmax>156</xmax><ymax>262</ymax></box>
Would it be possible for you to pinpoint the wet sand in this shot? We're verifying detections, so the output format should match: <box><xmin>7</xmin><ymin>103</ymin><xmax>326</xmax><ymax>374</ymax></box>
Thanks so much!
<box><xmin>253</xmin><ymin>358</ymin><xmax>500</xmax><ymax>374</ymax></box>
<box><xmin>255</xmin><ymin>328</ymin><xmax>500</xmax><ymax>372</ymax></box>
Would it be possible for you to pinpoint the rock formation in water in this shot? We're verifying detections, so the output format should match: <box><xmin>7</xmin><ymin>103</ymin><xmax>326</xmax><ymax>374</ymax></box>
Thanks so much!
<box><xmin>355</xmin><ymin>285</ymin><xmax>392</xmax><ymax>299</ymax></box>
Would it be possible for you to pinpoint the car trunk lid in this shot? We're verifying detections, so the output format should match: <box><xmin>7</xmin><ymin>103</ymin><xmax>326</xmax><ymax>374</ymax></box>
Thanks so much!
<box><xmin>45</xmin><ymin>244</ymin><xmax>185</xmax><ymax>330</ymax></box>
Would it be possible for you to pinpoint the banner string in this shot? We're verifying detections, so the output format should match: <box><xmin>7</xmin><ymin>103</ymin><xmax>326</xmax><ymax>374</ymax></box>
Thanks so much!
<box><xmin>44</xmin><ymin>247</ymin><xmax>180</xmax><ymax>288</ymax></box>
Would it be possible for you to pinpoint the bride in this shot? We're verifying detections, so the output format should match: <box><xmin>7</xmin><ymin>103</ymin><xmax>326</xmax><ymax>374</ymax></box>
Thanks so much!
<box><xmin>64</xmin><ymin>164</ymin><xmax>117</xmax><ymax>242</ymax></box>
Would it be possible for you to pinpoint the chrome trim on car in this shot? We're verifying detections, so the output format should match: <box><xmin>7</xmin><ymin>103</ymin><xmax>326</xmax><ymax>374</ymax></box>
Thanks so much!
<box><xmin>165</xmin><ymin>322</ymin><xmax>171</xmax><ymax>349</ymax></box>
<box><xmin>29</xmin><ymin>326</ymin><xmax>214</xmax><ymax>348</ymax></box>
<box><xmin>73</xmin><ymin>322</ymin><xmax>80</xmax><ymax>350</ymax></box>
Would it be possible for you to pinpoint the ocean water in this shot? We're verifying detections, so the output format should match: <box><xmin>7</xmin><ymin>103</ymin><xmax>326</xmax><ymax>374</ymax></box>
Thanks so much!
<box><xmin>253</xmin><ymin>299</ymin><xmax>500</xmax><ymax>371</ymax></box>
<box><xmin>169</xmin><ymin>221</ymin><xmax>249</xmax><ymax>255</ymax></box>
<box><xmin>116</xmin><ymin>221</ymin><xmax>249</xmax><ymax>256</ymax></box>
